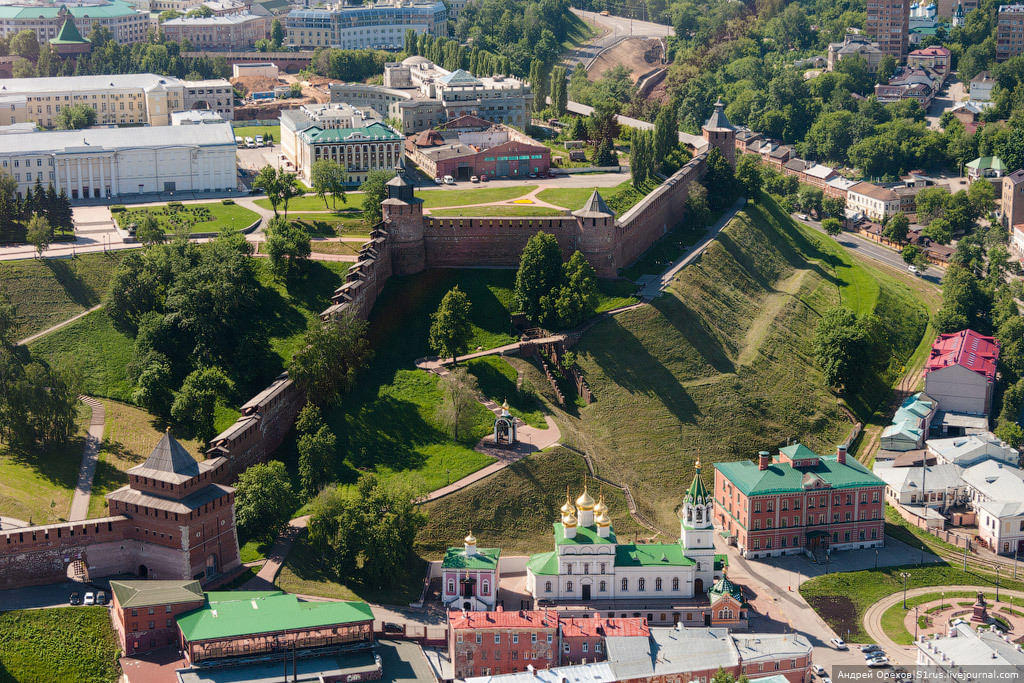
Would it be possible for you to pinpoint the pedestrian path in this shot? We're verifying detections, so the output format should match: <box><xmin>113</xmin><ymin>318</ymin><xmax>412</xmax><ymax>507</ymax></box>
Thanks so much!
<box><xmin>17</xmin><ymin>304</ymin><xmax>103</xmax><ymax>346</ymax></box>
<box><xmin>69</xmin><ymin>396</ymin><xmax>104</xmax><ymax>521</ymax></box>
<box><xmin>240</xmin><ymin>515</ymin><xmax>310</xmax><ymax>591</ymax></box>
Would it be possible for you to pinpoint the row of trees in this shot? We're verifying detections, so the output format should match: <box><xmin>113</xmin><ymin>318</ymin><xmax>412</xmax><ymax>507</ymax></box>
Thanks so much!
<box><xmin>0</xmin><ymin>175</ymin><xmax>74</xmax><ymax>246</ymax></box>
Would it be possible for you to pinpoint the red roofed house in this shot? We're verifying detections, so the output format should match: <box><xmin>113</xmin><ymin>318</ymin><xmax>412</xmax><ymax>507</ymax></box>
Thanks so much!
<box><xmin>558</xmin><ymin>617</ymin><xmax>648</xmax><ymax>665</ymax></box>
<box><xmin>448</xmin><ymin>610</ymin><xmax>559</xmax><ymax>679</ymax></box>
<box><xmin>907</xmin><ymin>46</ymin><xmax>952</xmax><ymax>78</ymax></box>
<box><xmin>924</xmin><ymin>329</ymin><xmax>1001</xmax><ymax>416</ymax></box>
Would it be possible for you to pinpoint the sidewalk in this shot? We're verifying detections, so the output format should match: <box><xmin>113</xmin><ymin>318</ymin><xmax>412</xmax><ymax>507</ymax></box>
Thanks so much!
<box><xmin>69</xmin><ymin>396</ymin><xmax>105</xmax><ymax>521</ymax></box>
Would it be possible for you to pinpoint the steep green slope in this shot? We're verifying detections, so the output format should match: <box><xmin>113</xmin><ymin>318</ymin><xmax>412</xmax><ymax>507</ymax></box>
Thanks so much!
<box><xmin>554</xmin><ymin>195</ymin><xmax>929</xmax><ymax>531</ymax></box>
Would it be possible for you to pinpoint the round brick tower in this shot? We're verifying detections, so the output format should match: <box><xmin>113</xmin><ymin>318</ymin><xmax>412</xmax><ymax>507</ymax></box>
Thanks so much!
<box><xmin>382</xmin><ymin>173</ymin><xmax>426</xmax><ymax>275</ymax></box>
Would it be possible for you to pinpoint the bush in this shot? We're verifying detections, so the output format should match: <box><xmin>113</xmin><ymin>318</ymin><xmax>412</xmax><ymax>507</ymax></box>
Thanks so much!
<box><xmin>110</xmin><ymin>205</ymin><xmax>126</xmax><ymax>213</ymax></box>
<box><xmin>222</xmin><ymin>198</ymin><xmax>235</xmax><ymax>205</ymax></box>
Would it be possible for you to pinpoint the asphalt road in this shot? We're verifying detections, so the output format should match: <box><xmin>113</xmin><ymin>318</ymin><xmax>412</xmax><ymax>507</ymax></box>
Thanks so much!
<box><xmin>795</xmin><ymin>215</ymin><xmax>943</xmax><ymax>287</ymax></box>
<box><xmin>564</xmin><ymin>9</ymin><xmax>673</xmax><ymax>69</ymax></box>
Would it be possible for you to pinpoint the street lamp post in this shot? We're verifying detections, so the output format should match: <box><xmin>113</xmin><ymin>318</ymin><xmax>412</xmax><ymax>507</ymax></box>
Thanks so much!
<box><xmin>901</xmin><ymin>571</ymin><xmax>911</xmax><ymax>609</ymax></box>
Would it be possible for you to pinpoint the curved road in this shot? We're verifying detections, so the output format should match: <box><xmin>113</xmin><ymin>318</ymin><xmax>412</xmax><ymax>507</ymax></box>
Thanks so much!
<box><xmin>564</xmin><ymin>9</ymin><xmax>673</xmax><ymax>69</ymax></box>
<box><xmin>863</xmin><ymin>585</ymin><xmax>1024</xmax><ymax>664</ymax></box>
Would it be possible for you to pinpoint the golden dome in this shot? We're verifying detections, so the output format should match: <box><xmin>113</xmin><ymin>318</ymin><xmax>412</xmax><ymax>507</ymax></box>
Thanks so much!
<box><xmin>594</xmin><ymin>493</ymin><xmax>607</xmax><ymax>516</ymax></box>
<box><xmin>560</xmin><ymin>486</ymin><xmax>576</xmax><ymax>516</ymax></box>
<box><xmin>465</xmin><ymin>531</ymin><xmax>476</xmax><ymax>545</ymax></box>
<box><xmin>595</xmin><ymin>510</ymin><xmax>611</xmax><ymax>527</ymax></box>
<box><xmin>576</xmin><ymin>479</ymin><xmax>595</xmax><ymax>511</ymax></box>
<box><xmin>562</xmin><ymin>511</ymin><xmax>578</xmax><ymax>528</ymax></box>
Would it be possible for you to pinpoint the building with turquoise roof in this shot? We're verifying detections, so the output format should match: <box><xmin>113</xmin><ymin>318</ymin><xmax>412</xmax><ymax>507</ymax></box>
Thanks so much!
<box><xmin>880</xmin><ymin>392</ymin><xmax>936</xmax><ymax>452</ymax></box>
<box><xmin>0</xmin><ymin>1</ymin><xmax>148</xmax><ymax>45</ymax></box>
<box><xmin>713</xmin><ymin>444</ymin><xmax>886</xmax><ymax>559</ymax></box>
<box><xmin>525</xmin><ymin>467</ymin><xmax>719</xmax><ymax>606</ymax></box>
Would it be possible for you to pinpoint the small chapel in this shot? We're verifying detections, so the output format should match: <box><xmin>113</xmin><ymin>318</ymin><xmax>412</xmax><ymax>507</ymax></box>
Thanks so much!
<box><xmin>524</xmin><ymin>464</ymin><xmax>720</xmax><ymax>604</ymax></box>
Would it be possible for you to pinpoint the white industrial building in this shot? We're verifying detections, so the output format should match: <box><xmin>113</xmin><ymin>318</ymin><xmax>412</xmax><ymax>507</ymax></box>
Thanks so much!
<box><xmin>0</xmin><ymin>123</ymin><xmax>238</xmax><ymax>199</ymax></box>
<box><xmin>918</xmin><ymin>622</ymin><xmax>1024</xmax><ymax>673</ymax></box>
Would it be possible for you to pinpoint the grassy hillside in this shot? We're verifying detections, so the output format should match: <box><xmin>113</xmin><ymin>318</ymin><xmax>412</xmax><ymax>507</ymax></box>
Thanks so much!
<box><xmin>0</xmin><ymin>252</ymin><xmax>124</xmax><ymax>341</ymax></box>
<box><xmin>549</xmin><ymin>195</ymin><xmax>930</xmax><ymax>531</ymax></box>
<box><xmin>416</xmin><ymin>446</ymin><xmax>645</xmax><ymax>558</ymax></box>
<box><xmin>0</xmin><ymin>607</ymin><xmax>121</xmax><ymax>683</ymax></box>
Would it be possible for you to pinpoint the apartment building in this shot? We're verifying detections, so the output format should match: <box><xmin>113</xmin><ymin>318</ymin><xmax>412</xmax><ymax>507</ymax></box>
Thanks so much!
<box><xmin>867</xmin><ymin>0</ymin><xmax>910</xmax><ymax>58</ymax></box>
<box><xmin>0</xmin><ymin>1</ymin><xmax>148</xmax><ymax>44</ymax></box>
<box><xmin>286</xmin><ymin>0</ymin><xmax>447</xmax><ymax>50</ymax></box>
<box><xmin>161</xmin><ymin>12</ymin><xmax>268</xmax><ymax>49</ymax></box>
<box><xmin>0</xmin><ymin>73</ymin><xmax>234</xmax><ymax>128</ymax></box>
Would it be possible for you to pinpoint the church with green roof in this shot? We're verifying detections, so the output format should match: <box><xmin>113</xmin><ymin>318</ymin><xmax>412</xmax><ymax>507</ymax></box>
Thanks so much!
<box><xmin>523</xmin><ymin>465</ymin><xmax>728</xmax><ymax>610</ymax></box>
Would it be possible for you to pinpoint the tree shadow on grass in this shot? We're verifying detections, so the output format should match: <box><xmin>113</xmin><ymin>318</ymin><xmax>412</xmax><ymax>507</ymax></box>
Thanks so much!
<box><xmin>8</xmin><ymin>434</ymin><xmax>86</xmax><ymax>490</ymax></box>
<box><xmin>283</xmin><ymin>260</ymin><xmax>345</xmax><ymax>313</ymax></box>
<box><xmin>583</xmin><ymin>317</ymin><xmax>699</xmax><ymax>424</ymax></box>
<box><xmin>650</xmin><ymin>294</ymin><xmax>736</xmax><ymax>376</ymax></box>
<box><xmin>334</xmin><ymin>394</ymin><xmax>433</xmax><ymax>473</ymax></box>
<box><xmin>44</xmin><ymin>259</ymin><xmax>98</xmax><ymax>308</ymax></box>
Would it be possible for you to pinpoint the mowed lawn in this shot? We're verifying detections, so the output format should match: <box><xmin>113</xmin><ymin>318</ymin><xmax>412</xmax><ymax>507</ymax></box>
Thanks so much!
<box><xmin>552</xmin><ymin>194</ymin><xmax>930</xmax><ymax>531</ymax></box>
<box><xmin>801</xmin><ymin>564</ymin><xmax>1024</xmax><ymax>643</ymax></box>
<box><xmin>0</xmin><ymin>252</ymin><xmax>124</xmax><ymax>341</ymax></box>
<box><xmin>0</xmin><ymin>402</ymin><xmax>90</xmax><ymax>525</ymax></box>
<box><xmin>417</xmin><ymin>185</ymin><xmax>537</xmax><ymax>208</ymax></box>
<box><xmin>113</xmin><ymin>202</ymin><xmax>260</xmax><ymax>234</ymax></box>
<box><xmin>536</xmin><ymin>179</ymin><xmax>655</xmax><ymax>214</ymax></box>
<box><xmin>86</xmin><ymin>401</ymin><xmax>206</xmax><ymax>518</ymax></box>
<box><xmin>255</xmin><ymin>193</ymin><xmax>360</xmax><ymax>213</ymax></box>
<box><xmin>231</xmin><ymin>124</ymin><xmax>280</xmax><ymax>142</ymax></box>
<box><xmin>429</xmin><ymin>206</ymin><xmax>565</xmax><ymax>217</ymax></box>
<box><xmin>0</xmin><ymin>607</ymin><xmax>121</xmax><ymax>683</ymax></box>
<box><xmin>290</xmin><ymin>213</ymin><xmax>370</xmax><ymax>237</ymax></box>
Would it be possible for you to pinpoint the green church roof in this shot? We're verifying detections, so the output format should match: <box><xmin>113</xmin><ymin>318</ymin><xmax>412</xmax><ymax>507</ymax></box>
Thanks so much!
<box><xmin>614</xmin><ymin>543</ymin><xmax>695</xmax><ymax>567</ymax></box>
<box><xmin>554</xmin><ymin>522</ymin><xmax>616</xmax><ymax>545</ymax></box>
<box><xmin>442</xmin><ymin>546</ymin><xmax>501</xmax><ymax>570</ymax></box>
<box><xmin>708</xmin><ymin>573</ymin><xmax>743</xmax><ymax>603</ymax></box>
<box><xmin>527</xmin><ymin>551</ymin><xmax>559</xmax><ymax>576</ymax></box>
<box><xmin>685</xmin><ymin>463</ymin><xmax>711</xmax><ymax>506</ymax></box>
<box><xmin>51</xmin><ymin>17</ymin><xmax>90</xmax><ymax>44</ymax></box>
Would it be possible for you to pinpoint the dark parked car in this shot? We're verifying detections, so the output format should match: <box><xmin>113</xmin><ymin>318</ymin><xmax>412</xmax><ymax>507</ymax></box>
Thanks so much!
<box><xmin>69</xmin><ymin>592</ymin><xmax>80</xmax><ymax>606</ymax></box>
<box><xmin>382</xmin><ymin>622</ymin><xmax>403</xmax><ymax>634</ymax></box>
<box><xmin>96</xmin><ymin>590</ymin><xmax>107</xmax><ymax>605</ymax></box>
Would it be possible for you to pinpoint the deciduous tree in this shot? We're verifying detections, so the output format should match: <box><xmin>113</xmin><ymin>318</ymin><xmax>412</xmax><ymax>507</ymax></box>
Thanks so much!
<box><xmin>55</xmin><ymin>103</ymin><xmax>97</xmax><ymax>130</ymax></box>
<box><xmin>429</xmin><ymin>286</ymin><xmax>473</xmax><ymax>364</ymax></box>
<box><xmin>234</xmin><ymin>460</ymin><xmax>296</xmax><ymax>538</ymax></box>
<box><xmin>813</xmin><ymin>306</ymin><xmax>872</xmax><ymax>391</ymax></box>
<box><xmin>289</xmin><ymin>313</ymin><xmax>372</xmax><ymax>406</ymax></box>
<box><xmin>515</xmin><ymin>231</ymin><xmax>564</xmax><ymax>321</ymax></box>
<box><xmin>436</xmin><ymin>368</ymin><xmax>480</xmax><ymax>441</ymax></box>
<box><xmin>359</xmin><ymin>170</ymin><xmax>395</xmax><ymax>226</ymax></box>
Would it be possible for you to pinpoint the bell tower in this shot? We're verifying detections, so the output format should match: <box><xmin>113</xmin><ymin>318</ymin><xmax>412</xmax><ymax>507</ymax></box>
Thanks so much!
<box><xmin>681</xmin><ymin>460</ymin><xmax>716</xmax><ymax>588</ymax></box>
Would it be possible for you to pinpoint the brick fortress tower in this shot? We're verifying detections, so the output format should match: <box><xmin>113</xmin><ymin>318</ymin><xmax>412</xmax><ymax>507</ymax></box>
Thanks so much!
<box><xmin>702</xmin><ymin>98</ymin><xmax>736</xmax><ymax>166</ymax></box>
<box><xmin>106</xmin><ymin>429</ymin><xmax>240</xmax><ymax>582</ymax></box>
<box><xmin>382</xmin><ymin>172</ymin><xmax>426</xmax><ymax>275</ymax></box>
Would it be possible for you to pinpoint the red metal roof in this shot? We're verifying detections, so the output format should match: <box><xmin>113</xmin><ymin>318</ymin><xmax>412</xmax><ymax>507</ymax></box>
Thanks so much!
<box><xmin>559</xmin><ymin>617</ymin><xmax>649</xmax><ymax>638</ymax></box>
<box><xmin>925</xmin><ymin>329</ymin><xmax>1000</xmax><ymax>380</ymax></box>
<box><xmin>909</xmin><ymin>46</ymin><xmax>951</xmax><ymax>56</ymax></box>
<box><xmin>448</xmin><ymin>610</ymin><xmax>559</xmax><ymax>630</ymax></box>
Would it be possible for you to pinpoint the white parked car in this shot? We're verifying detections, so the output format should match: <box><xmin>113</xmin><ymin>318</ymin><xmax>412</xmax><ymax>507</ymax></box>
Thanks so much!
<box><xmin>868</xmin><ymin>657</ymin><xmax>889</xmax><ymax>667</ymax></box>
<box><xmin>830</xmin><ymin>637</ymin><xmax>847</xmax><ymax>650</ymax></box>
<box><xmin>255</xmin><ymin>135</ymin><xmax>264</xmax><ymax>147</ymax></box>
<box><xmin>908</xmin><ymin>265</ymin><xmax>919</xmax><ymax>274</ymax></box>
<box><xmin>797</xmin><ymin>213</ymin><xmax>809</xmax><ymax>221</ymax></box>
<box><xmin>443</xmin><ymin>175</ymin><xmax>455</xmax><ymax>185</ymax></box>
<box><xmin>813</xmin><ymin>665</ymin><xmax>826</xmax><ymax>676</ymax></box>
<box><xmin>434</xmin><ymin>176</ymin><xmax>442</xmax><ymax>184</ymax></box>
<box><xmin>83</xmin><ymin>592</ymin><xmax>96</xmax><ymax>605</ymax></box>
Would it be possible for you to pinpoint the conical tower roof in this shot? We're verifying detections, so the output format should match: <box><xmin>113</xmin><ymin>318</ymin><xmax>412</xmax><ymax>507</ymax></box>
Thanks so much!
<box><xmin>141</xmin><ymin>429</ymin><xmax>200</xmax><ymax>479</ymax></box>
<box><xmin>573</xmin><ymin>190</ymin><xmax>614</xmax><ymax>219</ymax></box>
<box><xmin>51</xmin><ymin>17</ymin><xmax>89</xmax><ymax>44</ymax></box>
<box><xmin>703</xmin><ymin>99</ymin><xmax>734</xmax><ymax>132</ymax></box>
<box><xmin>685</xmin><ymin>459</ymin><xmax>711</xmax><ymax>506</ymax></box>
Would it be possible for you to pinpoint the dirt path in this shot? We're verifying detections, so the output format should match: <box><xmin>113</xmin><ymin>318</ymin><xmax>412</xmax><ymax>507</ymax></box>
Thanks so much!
<box><xmin>737</xmin><ymin>269</ymin><xmax>810</xmax><ymax>366</ymax></box>
<box><xmin>240</xmin><ymin>515</ymin><xmax>310</xmax><ymax>591</ymax></box>
<box><xmin>17</xmin><ymin>304</ymin><xmax>104</xmax><ymax>347</ymax></box>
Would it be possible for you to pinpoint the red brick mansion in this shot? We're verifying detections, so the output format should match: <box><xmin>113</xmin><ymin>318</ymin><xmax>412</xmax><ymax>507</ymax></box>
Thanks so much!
<box><xmin>713</xmin><ymin>444</ymin><xmax>885</xmax><ymax>559</ymax></box>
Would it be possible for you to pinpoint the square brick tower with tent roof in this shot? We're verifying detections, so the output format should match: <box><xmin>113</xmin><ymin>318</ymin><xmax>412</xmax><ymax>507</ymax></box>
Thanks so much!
<box><xmin>106</xmin><ymin>429</ymin><xmax>241</xmax><ymax>583</ymax></box>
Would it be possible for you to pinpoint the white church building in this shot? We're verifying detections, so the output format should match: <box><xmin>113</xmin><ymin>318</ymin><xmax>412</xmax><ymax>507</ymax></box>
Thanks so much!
<box><xmin>525</xmin><ymin>464</ymin><xmax>718</xmax><ymax>603</ymax></box>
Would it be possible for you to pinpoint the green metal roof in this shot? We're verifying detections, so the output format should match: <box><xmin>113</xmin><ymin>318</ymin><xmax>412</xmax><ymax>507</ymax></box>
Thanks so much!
<box><xmin>109</xmin><ymin>580</ymin><xmax>204</xmax><ymax>609</ymax></box>
<box><xmin>0</xmin><ymin>1</ymin><xmax>138</xmax><ymax>18</ymax></box>
<box><xmin>779</xmin><ymin>443</ymin><xmax>818</xmax><ymax>460</ymax></box>
<box><xmin>882</xmin><ymin>419</ymin><xmax>922</xmax><ymax>440</ymax></box>
<box><xmin>300</xmin><ymin>122</ymin><xmax>402</xmax><ymax>145</ymax></box>
<box><xmin>51</xmin><ymin>17</ymin><xmax>89</xmax><ymax>43</ymax></box>
<box><xmin>708</xmin><ymin>574</ymin><xmax>743</xmax><ymax>603</ymax></box>
<box><xmin>442</xmin><ymin>547</ymin><xmax>500</xmax><ymax>570</ymax></box>
<box><xmin>554</xmin><ymin>522</ymin><xmax>616</xmax><ymax>545</ymax></box>
<box><xmin>713</xmin><ymin>449</ymin><xmax>884</xmax><ymax>496</ymax></box>
<box><xmin>614</xmin><ymin>543</ymin><xmax>695</xmax><ymax>568</ymax></box>
<box><xmin>177</xmin><ymin>593</ymin><xmax>374</xmax><ymax>642</ymax></box>
<box><xmin>684</xmin><ymin>465</ymin><xmax>711</xmax><ymax>506</ymax></box>
<box><xmin>527</xmin><ymin>551</ymin><xmax>559</xmax><ymax>576</ymax></box>
<box><xmin>966</xmin><ymin>156</ymin><xmax>1006</xmax><ymax>172</ymax></box>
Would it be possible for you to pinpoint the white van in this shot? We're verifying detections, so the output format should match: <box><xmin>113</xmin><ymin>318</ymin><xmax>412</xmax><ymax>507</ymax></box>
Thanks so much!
<box><xmin>443</xmin><ymin>175</ymin><xmax>455</xmax><ymax>185</ymax></box>
<box><xmin>255</xmin><ymin>135</ymin><xmax>264</xmax><ymax>147</ymax></box>
<box><xmin>244</xmin><ymin>136</ymin><xmax>255</xmax><ymax>148</ymax></box>
<box><xmin>235</xmin><ymin>136</ymin><xmax>244</xmax><ymax>148</ymax></box>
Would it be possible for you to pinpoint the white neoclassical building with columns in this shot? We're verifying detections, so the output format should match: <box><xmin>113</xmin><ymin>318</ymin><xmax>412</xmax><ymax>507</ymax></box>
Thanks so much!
<box><xmin>525</xmin><ymin>465</ymin><xmax>719</xmax><ymax>604</ymax></box>
<box><xmin>0</xmin><ymin>123</ymin><xmax>238</xmax><ymax>199</ymax></box>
